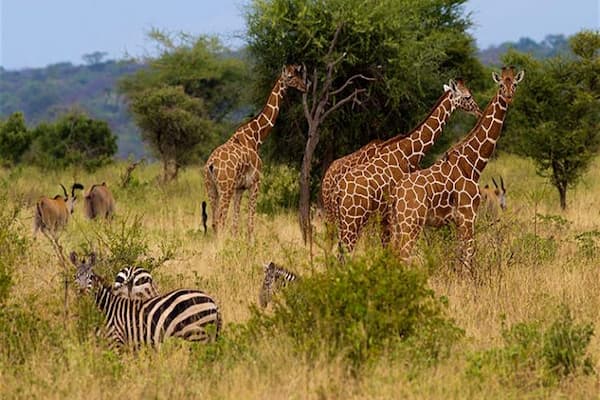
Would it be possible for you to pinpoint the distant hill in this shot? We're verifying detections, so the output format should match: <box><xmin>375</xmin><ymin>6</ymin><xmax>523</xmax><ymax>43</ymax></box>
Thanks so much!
<box><xmin>0</xmin><ymin>59</ymin><xmax>147</xmax><ymax>158</ymax></box>
<box><xmin>0</xmin><ymin>37</ymin><xmax>573</xmax><ymax>158</ymax></box>
<box><xmin>477</xmin><ymin>34</ymin><xmax>571</xmax><ymax>66</ymax></box>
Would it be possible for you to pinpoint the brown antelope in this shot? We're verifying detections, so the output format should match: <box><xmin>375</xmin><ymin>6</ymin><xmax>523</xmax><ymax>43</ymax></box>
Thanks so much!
<box><xmin>479</xmin><ymin>176</ymin><xmax>507</xmax><ymax>221</ymax></box>
<box><xmin>33</xmin><ymin>183</ymin><xmax>84</xmax><ymax>237</ymax></box>
<box><xmin>83</xmin><ymin>182</ymin><xmax>115</xmax><ymax>219</ymax></box>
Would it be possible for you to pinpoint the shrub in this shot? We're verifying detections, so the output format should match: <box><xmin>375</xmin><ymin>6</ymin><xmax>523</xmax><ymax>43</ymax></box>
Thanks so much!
<box><xmin>29</xmin><ymin>111</ymin><xmax>117</xmax><ymax>172</ymax></box>
<box><xmin>574</xmin><ymin>230</ymin><xmax>600</xmax><ymax>260</ymax></box>
<box><xmin>248</xmin><ymin>249</ymin><xmax>463</xmax><ymax>369</ymax></box>
<box><xmin>82</xmin><ymin>214</ymin><xmax>177</xmax><ymax>278</ymax></box>
<box><xmin>467</xmin><ymin>305</ymin><xmax>594</xmax><ymax>387</ymax></box>
<box><xmin>257</xmin><ymin>164</ymin><xmax>300</xmax><ymax>214</ymax></box>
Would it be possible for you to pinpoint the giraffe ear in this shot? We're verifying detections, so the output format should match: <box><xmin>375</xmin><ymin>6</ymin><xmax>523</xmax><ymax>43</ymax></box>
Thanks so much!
<box><xmin>492</xmin><ymin>71</ymin><xmax>501</xmax><ymax>83</ymax></box>
<box><xmin>514</xmin><ymin>70</ymin><xmax>525</xmax><ymax>83</ymax></box>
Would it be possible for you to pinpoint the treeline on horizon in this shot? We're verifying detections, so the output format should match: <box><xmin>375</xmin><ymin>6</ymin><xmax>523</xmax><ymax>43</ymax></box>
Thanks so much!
<box><xmin>0</xmin><ymin>34</ymin><xmax>572</xmax><ymax>160</ymax></box>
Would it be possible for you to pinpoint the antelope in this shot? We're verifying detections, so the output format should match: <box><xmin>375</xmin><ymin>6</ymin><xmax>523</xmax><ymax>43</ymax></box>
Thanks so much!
<box><xmin>83</xmin><ymin>182</ymin><xmax>115</xmax><ymax>220</ymax></box>
<box><xmin>479</xmin><ymin>176</ymin><xmax>506</xmax><ymax>222</ymax></box>
<box><xmin>33</xmin><ymin>183</ymin><xmax>84</xmax><ymax>237</ymax></box>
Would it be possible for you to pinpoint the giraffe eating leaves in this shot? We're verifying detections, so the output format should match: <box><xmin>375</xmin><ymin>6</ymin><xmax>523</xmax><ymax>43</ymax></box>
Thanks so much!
<box><xmin>389</xmin><ymin>67</ymin><xmax>524</xmax><ymax>271</ymax></box>
<box><xmin>204</xmin><ymin>65</ymin><xmax>307</xmax><ymax>237</ymax></box>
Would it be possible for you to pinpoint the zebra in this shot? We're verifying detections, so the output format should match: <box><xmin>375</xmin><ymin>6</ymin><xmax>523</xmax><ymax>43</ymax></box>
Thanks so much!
<box><xmin>113</xmin><ymin>266</ymin><xmax>159</xmax><ymax>301</ymax></box>
<box><xmin>71</xmin><ymin>251</ymin><xmax>221</xmax><ymax>349</ymax></box>
<box><xmin>258</xmin><ymin>262</ymin><xmax>298</xmax><ymax>308</ymax></box>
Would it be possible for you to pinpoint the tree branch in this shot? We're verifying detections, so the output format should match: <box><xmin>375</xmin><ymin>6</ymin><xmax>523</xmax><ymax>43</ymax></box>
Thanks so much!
<box><xmin>330</xmin><ymin>74</ymin><xmax>375</xmax><ymax>97</ymax></box>
<box><xmin>321</xmin><ymin>88</ymin><xmax>367</xmax><ymax>121</ymax></box>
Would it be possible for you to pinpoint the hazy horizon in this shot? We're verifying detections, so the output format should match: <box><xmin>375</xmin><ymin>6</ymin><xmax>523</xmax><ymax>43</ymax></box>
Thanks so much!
<box><xmin>1</xmin><ymin>0</ymin><xmax>598</xmax><ymax>70</ymax></box>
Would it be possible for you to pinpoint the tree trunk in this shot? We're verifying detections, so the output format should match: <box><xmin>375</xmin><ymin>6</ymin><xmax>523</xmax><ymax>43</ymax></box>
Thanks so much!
<box><xmin>299</xmin><ymin>123</ymin><xmax>320</xmax><ymax>245</ymax></box>
<box><xmin>162</xmin><ymin>158</ymin><xmax>178</xmax><ymax>182</ymax></box>
<box><xmin>557</xmin><ymin>182</ymin><xmax>567</xmax><ymax>210</ymax></box>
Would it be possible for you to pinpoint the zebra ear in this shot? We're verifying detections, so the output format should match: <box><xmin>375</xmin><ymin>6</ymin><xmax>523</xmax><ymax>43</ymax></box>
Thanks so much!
<box><xmin>69</xmin><ymin>251</ymin><xmax>78</xmax><ymax>266</ymax></box>
<box><xmin>89</xmin><ymin>252</ymin><xmax>97</xmax><ymax>266</ymax></box>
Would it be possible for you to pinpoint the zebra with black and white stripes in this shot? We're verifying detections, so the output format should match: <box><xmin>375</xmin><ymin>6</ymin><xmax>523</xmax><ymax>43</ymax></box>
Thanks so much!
<box><xmin>71</xmin><ymin>251</ymin><xmax>221</xmax><ymax>349</ymax></box>
<box><xmin>113</xmin><ymin>265</ymin><xmax>159</xmax><ymax>301</ymax></box>
<box><xmin>258</xmin><ymin>261</ymin><xmax>298</xmax><ymax>307</ymax></box>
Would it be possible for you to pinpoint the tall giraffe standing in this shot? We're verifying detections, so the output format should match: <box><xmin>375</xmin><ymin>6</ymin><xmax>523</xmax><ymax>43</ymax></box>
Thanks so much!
<box><xmin>335</xmin><ymin>79</ymin><xmax>482</xmax><ymax>253</ymax></box>
<box><xmin>390</xmin><ymin>67</ymin><xmax>524</xmax><ymax>269</ymax></box>
<box><xmin>204</xmin><ymin>65</ymin><xmax>307</xmax><ymax>236</ymax></box>
<box><xmin>320</xmin><ymin>138</ymin><xmax>382</xmax><ymax>228</ymax></box>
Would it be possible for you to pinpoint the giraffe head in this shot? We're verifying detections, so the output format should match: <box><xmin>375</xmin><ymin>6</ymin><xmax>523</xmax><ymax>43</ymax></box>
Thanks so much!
<box><xmin>444</xmin><ymin>78</ymin><xmax>482</xmax><ymax>117</ymax></box>
<box><xmin>492</xmin><ymin>66</ymin><xmax>525</xmax><ymax>104</ymax></box>
<box><xmin>281</xmin><ymin>64</ymin><xmax>307</xmax><ymax>92</ymax></box>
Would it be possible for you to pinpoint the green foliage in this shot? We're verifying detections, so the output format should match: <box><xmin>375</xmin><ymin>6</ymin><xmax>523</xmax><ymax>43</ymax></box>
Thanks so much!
<box><xmin>246</xmin><ymin>0</ymin><xmax>485</xmax><ymax>169</ymax></box>
<box><xmin>0</xmin><ymin>60</ymin><xmax>145</xmax><ymax>159</ymax></box>
<box><xmin>127</xmin><ymin>85</ymin><xmax>212</xmax><ymax>180</ymax></box>
<box><xmin>83</xmin><ymin>214</ymin><xmax>177</xmax><ymax>277</ymax></box>
<box><xmin>248</xmin><ymin>250</ymin><xmax>463</xmax><ymax>369</ymax></box>
<box><xmin>467</xmin><ymin>306</ymin><xmax>594</xmax><ymax>387</ymax></box>
<box><xmin>28</xmin><ymin>111</ymin><xmax>117</xmax><ymax>171</ymax></box>
<box><xmin>0</xmin><ymin>112</ymin><xmax>32</xmax><ymax>166</ymax></box>
<box><xmin>257</xmin><ymin>164</ymin><xmax>300</xmax><ymax>214</ymax></box>
<box><xmin>503</xmin><ymin>30</ymin><xmax>600</xmax><ymax>209</ymax></box>
<box><xmin>120</xmin><ymin>32</ymin><xmax>249</xmax><ymax>180</ymax></box>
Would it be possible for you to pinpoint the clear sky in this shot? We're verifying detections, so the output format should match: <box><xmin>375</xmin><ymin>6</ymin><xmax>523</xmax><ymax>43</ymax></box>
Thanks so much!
<box><xmin>0</xmin><ymin>0</ymin><xmax>598</xmax><ymax>70</ymax></box>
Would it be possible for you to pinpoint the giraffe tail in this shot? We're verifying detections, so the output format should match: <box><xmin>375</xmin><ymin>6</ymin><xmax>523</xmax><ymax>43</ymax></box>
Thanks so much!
<box><xmin>201</xmin><ymin>200</ymin><xmax>208</xmax><ymax>235</ymax></box>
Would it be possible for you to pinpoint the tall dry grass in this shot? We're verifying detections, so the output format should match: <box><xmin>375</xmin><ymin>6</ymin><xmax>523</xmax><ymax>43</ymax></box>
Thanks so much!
<box><xmin>1</xmin><ymin>153</ymin><xmax>599</xmax><ymax>399</ymax></box>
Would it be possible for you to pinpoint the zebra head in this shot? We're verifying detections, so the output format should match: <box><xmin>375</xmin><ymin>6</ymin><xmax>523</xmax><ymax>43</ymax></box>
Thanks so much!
<box><xmin>71</xmin><ymin>251</ymin><xmax>98</xmax><ymax>294</ymax></box>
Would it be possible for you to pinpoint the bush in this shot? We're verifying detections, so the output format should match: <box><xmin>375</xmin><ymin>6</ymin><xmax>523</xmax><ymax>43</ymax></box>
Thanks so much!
<box><xmin>467</xmin><ymin>305</ymin><xmax>594</xmax><ymax>387</ymax></box>
<box><xmin>29</xmin><ymin>111</ymin><xmax>117</xmax><ymax>171</ymax></box>
<box><xmin>79</xmin><ymin>214</ymin><xmax>177</xmax><ymax>278</ymax></box>
<box><xmin>257</xmin><ymin>164</ymin><xmax>300</xmax><ymax>214</ymax></box>
<box><xmin>248</xmin><ymin>250</ymin><xmax>463</xmax><ymax>370</ymax></box>
<box><xmin>0</xmin><ymin>112</ymin><xmax>32</xmax><ymax>166</ymax></box>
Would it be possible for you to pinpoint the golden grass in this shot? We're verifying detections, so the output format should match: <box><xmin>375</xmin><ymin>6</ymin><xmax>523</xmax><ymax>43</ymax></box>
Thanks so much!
<box><xmin>1</xmin><ymin>153</ymin><xmax>600</xmax><ymax>399</ymax></box>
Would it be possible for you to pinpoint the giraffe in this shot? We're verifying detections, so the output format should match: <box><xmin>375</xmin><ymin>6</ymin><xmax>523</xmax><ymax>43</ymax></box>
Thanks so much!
<box><xmin>389</xmin><ymin>67</ymin><xmax>524</xmax><ymax>270</ymax></box>
<box><xmin>320</xmin><ymin>138</ymin><xmax>383</xmax><ymax>228</ymax></box>
<box><xmin>334</xmin><ymin>79</ymin><xmax>482</xmax><ymax>253</ymax></box>
<box><xmin>204</xmin><ymin>65</ymin><xmax>307</xmax><ymax>236</ymax></box>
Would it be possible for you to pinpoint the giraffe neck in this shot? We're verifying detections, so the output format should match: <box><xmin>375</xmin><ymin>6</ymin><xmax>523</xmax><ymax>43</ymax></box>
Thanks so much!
<box><xmin>381</xmin><ymin>91</ymin><xmax>453</xmax><ymax>166</ymax></box>
<box><xmin>234</xmin><ymin>77</ymin><xmax>285</xmax><ymax>150</ymax></box>
<box><xmin>450</xmin><ymin>92</ymin><xmax>508</xmax><ymax>182</ymax></box>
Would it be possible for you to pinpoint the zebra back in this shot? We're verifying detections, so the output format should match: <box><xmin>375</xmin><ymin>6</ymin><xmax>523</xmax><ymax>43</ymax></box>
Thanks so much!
<box><xmin>113</xmin><ymin>266</ymin><xmax>159</xmax><ymax>301</ymax></box>
<box><xmin>259</xmin><ymin>262</ymin><xmax>298</xmax><ymax>308</ymax></box>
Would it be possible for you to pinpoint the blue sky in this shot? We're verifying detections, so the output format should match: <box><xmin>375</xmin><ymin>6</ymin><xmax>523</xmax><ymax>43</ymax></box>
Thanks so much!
<box><xmin>0</xmin><ymin>0</ymin><xmax>598</xmax><ymax>70</ymax></box>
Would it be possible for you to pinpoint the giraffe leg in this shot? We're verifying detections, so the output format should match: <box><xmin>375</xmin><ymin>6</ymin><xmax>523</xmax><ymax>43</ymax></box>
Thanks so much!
<box><xmin>231</xmin><ymin>188</ymin><xmax>244</xmax><ymax>236</ymax></box>
<box><xmin>247</xmin><ymin>179</ymin><xmax>260</xmax><ymax>239</ymax></box>
<box><xmin>390</xmin><ymin>186</ymin><xmax>427</xmax><ymax>262</ymax></box>
<box><xmin>454</xmin><ymin>210</ymin><xmax>476</xmax><ymax>276</ymax></box>
<box><xmin>216</xmin><ymin>187</ymin><xmax>234</xmax><ymax>235</ymax></box>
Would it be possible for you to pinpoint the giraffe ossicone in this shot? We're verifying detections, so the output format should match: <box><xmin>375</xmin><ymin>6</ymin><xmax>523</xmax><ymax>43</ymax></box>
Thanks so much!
<box><xmin>204</xmin><ymin>65</ymin><xmax>307</xmax><ymax>237</ymax></box>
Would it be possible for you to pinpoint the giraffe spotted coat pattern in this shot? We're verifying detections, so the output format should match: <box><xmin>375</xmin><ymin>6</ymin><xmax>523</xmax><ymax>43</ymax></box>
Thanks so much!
<box><xmin>334</xmin><ymin>79</ymin><xmax>482</xmax><ymax>253</ymax></box>
<box><xmin>320</xmin><ymin>138</ymin><xmax>383</xmax><ymax>227</ymax></box>
<box><xmin>204</xmin><ymin>65</ymin><xmax>307</xmax><ymax>237</ymax></box>
<box><xmin>389</xmin><ymin>67</ymin><xmax>524</xmax><ymax>270</ymax></box>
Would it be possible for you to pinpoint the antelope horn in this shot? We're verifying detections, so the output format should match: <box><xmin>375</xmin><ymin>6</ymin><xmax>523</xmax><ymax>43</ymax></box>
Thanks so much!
<box><xmin>492</xmin><ymin>177</ymin><xmax>499</xmax><ymax>189</ymax></box>
<box><xmin>60</xmin><ymin>184</ymin><xmax>68</xmax><ymax>198</ymax></box>
<box><xmin>500</xmin><ymin>176</ymin><xmax>505</xmax><ymax>191</ymax></box>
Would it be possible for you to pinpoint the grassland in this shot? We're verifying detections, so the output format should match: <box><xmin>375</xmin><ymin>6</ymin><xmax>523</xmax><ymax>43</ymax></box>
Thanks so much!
<box><xmin>1</xmin><ymin>153</ymin><xmax>599</xmax><ymax>399</ymax></box>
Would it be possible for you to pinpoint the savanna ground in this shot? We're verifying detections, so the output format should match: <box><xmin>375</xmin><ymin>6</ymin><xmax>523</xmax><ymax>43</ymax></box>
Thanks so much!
<box><xmin>1</xmin><ymin>153</ymin><xmax>600</xmax><ymax>399</ymax></box>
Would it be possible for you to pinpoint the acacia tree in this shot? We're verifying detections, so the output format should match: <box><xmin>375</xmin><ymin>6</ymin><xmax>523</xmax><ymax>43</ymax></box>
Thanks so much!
<box><xmin>504</xmin><ymin>30</ymin><xmax>600</xmax><ymax>209</ymax></box>
<box><xmin>246</xmin><ymin>0</ymin><xmax>483</xmax><ymax>243</ymax></box>
<box><xmin>128</xmin><ymin>85</ymin><xmax>212</xmax><ymax>181</ymax></box>
<box><xmin>120</xmin><ymin>31</ymin><xmax>249</xmax><ymax>180</ymax></box>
